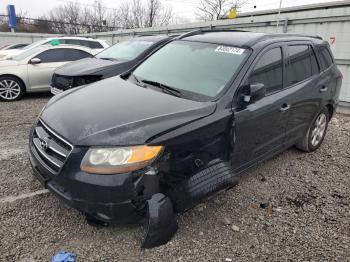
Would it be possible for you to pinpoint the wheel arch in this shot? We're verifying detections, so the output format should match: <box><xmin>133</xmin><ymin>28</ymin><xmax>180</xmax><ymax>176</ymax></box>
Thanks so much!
<box><xmin>325</xmin><ymin>103</ymin><xmax>334</xmax><ymax>119</ymax></box>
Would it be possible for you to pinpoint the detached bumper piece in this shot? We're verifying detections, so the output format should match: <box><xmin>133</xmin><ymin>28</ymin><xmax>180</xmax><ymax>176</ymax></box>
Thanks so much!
<box><xmin>142</xmin><ymin>193</ymin><xmax>178</xmax><ymax>248</ymax></box>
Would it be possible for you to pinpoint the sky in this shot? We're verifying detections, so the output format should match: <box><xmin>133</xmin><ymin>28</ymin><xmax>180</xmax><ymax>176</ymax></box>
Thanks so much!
<box><xmin>0</xmin><ymin>0</ymin><xmax>341</xmax><ymax>22</ymax></box>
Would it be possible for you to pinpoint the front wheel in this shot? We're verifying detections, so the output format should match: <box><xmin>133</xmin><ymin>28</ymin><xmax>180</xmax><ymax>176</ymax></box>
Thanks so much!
<box><xmin>0</xmin><ymin>76</ymin><xmax>25</xmax><ymax>102</ymax></box>
<box><xmin>295</xmin><ymin>107</ymin><xmax>330</xmax><ymax>152</ymax></box>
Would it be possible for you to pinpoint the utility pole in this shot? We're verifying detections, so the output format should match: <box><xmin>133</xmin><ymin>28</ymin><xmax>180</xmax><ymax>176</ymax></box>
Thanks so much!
<box><xmin>276</xmin><ymin>0</ymin><xmax>283</xmax><ymax>31</ymax></box>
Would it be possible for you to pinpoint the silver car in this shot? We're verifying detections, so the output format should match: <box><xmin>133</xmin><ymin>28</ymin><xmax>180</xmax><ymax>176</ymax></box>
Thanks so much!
<box><xmin>0</xmin><ymin>45</ymin><xmax>94</xmax><ymax>102</ymax></box>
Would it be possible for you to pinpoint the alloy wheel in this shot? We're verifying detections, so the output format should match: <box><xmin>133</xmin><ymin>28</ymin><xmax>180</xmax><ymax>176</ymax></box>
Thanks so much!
<box><xmin>310</xmin><ymin>113</ymin><xmax>327</xmax><ymax>147</ymax></box>
<box><xmin>0</xmin><ymin>79</ymin><xmax>21</xmax><ymax>101</ymax></box>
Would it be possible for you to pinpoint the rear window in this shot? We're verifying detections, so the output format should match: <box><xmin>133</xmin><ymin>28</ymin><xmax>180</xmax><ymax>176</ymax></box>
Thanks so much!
<box><xmin>318</xmin><ymin>46</ymin><xmax>334</xmax><ymax>70</ymax></box>
<box><xmin>287</xmin><ymin>45</ymin><xmax>318</xmax><ymax>86</ymax></box>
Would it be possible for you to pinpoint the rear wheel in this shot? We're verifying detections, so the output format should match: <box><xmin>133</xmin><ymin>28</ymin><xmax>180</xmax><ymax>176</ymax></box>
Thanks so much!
<box><xmin>295</xmin><ymin>107</ymin><xmax>329</xmax><ymax>152</ymax></box>
<box><xmin>0</xmin><ymin>76</ymin><xmax>25</xmax><ymax>102</ymax></box>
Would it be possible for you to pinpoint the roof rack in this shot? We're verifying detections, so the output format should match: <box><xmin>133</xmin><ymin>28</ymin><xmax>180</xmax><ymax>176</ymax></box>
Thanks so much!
<box><xmin>177</xmin><ymin>29</ymin><xmax>249</xmax><ymax>39</ymax></box>
<box><xmin>176</xmin><ymin>29</ymin><xmax>323</xmax><ymax>42</ymax></box>
<box><xmin>270</xmin><ymin>33</ymin><xmax>323</xmax><ymax>40</ymax></box>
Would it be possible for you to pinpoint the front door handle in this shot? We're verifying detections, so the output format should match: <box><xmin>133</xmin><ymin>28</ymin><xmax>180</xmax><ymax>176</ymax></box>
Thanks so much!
<box><xmin>320</xmin><ymin>86</ymin><xmax>328</xmax><ymax>93</ymax></box>
<box><xmin>280</xmin><ymin>103</ymin><xmax>291</xmax><ymax>112</ymax></box>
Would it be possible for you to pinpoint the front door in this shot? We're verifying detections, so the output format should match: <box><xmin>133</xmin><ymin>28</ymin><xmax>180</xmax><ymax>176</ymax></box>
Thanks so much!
<box><xmin>27</xmin><ymin>48</ymin><xmax>92</xmax><ymax>91</ymax></box>
<box><xmin>231</xmin><ymin>45</ymin><xmax>290</xmax><ymax>172</ymax></box>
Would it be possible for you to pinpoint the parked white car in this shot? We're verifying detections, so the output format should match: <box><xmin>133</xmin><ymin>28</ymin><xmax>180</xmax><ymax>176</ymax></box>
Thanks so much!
<box><xmin>0</xmin><ymin>37</ymin><xmax>108</xmax><ymax>60</ymax></box>
<box><xmin>0</xmin><ymin>44</ymin><xmax>94</xmax><ymax>101</ymax></box>
<box><xmin>0</xmin><ymin>43</ymin><xmax>29</xmax><ymax>50</ymax></box>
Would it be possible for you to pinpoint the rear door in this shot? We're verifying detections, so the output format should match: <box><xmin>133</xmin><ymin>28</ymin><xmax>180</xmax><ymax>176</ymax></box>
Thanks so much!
<box><xmin>283</xmin><ymin>42</ymin><xmax>322</xmax><ymax>146</ymax></box>
<box><xmin>316</xmin><ymin>45</ymin><xmax>339</xmax><ymax>101</ymax></box>
<box><xmin>232</xmin><ymin>44</ymin><xmax>290</xmax><ymax>171</ymax></box>
<box><xmin>28</xmin><ymin>48</ymin><xmax>92</xmax><ymax>91</ymax></box>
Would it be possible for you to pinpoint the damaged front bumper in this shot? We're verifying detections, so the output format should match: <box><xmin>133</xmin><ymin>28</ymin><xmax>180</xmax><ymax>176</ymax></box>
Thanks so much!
<box><xmin>28</xmin><ymin>142</ymin><xmax>178</xmax><ymax>248</ymax></box>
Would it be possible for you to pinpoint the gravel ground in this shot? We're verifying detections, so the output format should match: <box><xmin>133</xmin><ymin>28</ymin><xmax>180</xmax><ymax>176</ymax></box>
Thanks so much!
<box><xmin>0</xmin><ymin>94</ymin><xmax>349</xmax><ymax>261</ymax></box>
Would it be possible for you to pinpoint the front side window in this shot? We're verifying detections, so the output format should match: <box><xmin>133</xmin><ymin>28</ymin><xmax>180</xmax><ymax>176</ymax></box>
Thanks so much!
<box><xmin>132</xmin><ymin>40</ymin><xmax>249</xmax><ymax>98</ymax></box>
<box><xmin>96</xmin><ymin>40</ymin><xmax>154</xmax><ymax>61</ymax></box>
<box><xmin>35</xmin><ymin>48</ymin><xmax>92</xmax><ymax>63</ymax></box>
<box><xmin>36</xmin><ymin>49</ymin><xmax>67</xmax><ymax>63</ymax></box>
<box><xmin>248</xmin><ymin>47</ymin><xmax>283</xmax><ymax>95</ymax></box>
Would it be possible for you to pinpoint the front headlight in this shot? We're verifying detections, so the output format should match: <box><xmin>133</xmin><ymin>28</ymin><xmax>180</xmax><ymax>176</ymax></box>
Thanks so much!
<box><xmin>80</xmin><ymin>145</ymin><xmax>163</xmax><ymax>174</ymax></box>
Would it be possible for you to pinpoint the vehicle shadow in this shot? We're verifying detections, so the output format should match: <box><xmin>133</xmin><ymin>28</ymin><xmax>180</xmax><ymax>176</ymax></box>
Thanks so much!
<box><xmin>23</xmin><ymin>92</ymin><xmax>52</xmax><ymax>101</ymax></box>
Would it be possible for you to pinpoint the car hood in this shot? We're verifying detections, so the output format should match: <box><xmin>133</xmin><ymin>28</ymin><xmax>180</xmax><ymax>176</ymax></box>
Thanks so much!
<box><xmin>0</xmin><ymin>49</ymin><xmax>22</xmax><ymax>58</ymax></box>
<box><xmin>0</xmin><ymin>59</ymin><xmax>20</xmax><ymax>67</ymax></box>
<box><xmin>41</xmin><ymin>77</ymin><xmax>216</xmax><ymax>146</ymax></box>
<box><xmin>54</xmin><ymin>57</ymin><xmax>124</xmax><ymax>76</ymax></box>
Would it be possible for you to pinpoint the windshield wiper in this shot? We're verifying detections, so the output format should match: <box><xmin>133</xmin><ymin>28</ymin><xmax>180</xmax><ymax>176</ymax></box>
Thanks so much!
<box><xmin>132</xmin><ymin>74</ymin><xmax>146</xmax><ymax>88</ymax></box>
<box><xmin>99</xmin><ymin>57</ymin><xmax>116</xmax><ymax>61</ymax></box>
<box><xmin>141</xmin><ymin>79</ymin><xmax>182</xmax><ymax>97</ymax></box>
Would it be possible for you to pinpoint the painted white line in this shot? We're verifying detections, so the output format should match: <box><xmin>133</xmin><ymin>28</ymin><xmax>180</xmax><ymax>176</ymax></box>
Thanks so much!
<box><xmin>0</xmin><ymin>189</ymin><xmax>49</xmax><ymax>204</ymax></box>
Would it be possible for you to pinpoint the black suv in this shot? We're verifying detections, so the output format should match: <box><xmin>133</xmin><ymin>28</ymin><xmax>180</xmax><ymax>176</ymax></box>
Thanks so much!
<box><xmin>29</xmin><ymin>30</ymin><xmax>342</xmax><ymax>248</ymax></box>
<box><xmin>50</xmin><ymin>35</ymin><xmax>171</xmax><ymax>95</ymax></box>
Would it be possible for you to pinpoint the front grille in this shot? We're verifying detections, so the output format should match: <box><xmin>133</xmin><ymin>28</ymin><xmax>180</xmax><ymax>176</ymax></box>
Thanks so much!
<box><xmin>52</xmin><ymin>74</ymin><xmax>74</xmax><ymax>90</ymax></box>
<box><xmin>31</xmin><ymin>119</ymin><xmax>73</xmax><ymax>174</ymax></box>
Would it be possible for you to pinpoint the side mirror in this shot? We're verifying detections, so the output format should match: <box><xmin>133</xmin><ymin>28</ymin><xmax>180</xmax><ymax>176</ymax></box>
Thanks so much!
<box><xmin>241</xmin><ymin>83</ymin><xmax>266</xmax><ymax>104</ymax></box>
<box><xmin>30</xmin><ymin>58</ymin><xmax>41</xmax><ymax>64</ymax></box>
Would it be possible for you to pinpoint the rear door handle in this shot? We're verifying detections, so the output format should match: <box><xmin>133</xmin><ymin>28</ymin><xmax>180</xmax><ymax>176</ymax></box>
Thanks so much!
<box><xmin>280</xmin><ymin>103</ymin><xmax>290</xmax><ymax>112</ymax></box>
<box><xmin>320</xmin><ymin>86</ymin><xmax>328</xmax><ymax>93</ymax></box>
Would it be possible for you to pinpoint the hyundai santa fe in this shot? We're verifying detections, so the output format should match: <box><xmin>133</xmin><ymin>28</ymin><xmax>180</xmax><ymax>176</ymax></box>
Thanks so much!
<box><xmin>29</xmin><ymin>30</ymin><xmax>342</xmax><ymax>248</ymax></box>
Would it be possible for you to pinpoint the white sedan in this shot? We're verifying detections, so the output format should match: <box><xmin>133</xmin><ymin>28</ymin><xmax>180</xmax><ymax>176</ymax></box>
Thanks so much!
<box><xmin>0</xmin><ymin>37</ymin><xmax>109</xmax><ymax>60</ymax></box>
<box><xmin>0</xmin><ymin>44</ymin><xmax>94</xmax><ymax>101</ymax></box>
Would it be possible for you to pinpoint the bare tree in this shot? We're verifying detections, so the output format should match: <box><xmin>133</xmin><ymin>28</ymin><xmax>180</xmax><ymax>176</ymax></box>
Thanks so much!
<box><xmin>4</xmin><ymin>0</ymin><xmax>177</xmax><ymax>34</ymax></box>
<box><xmin>196</xmin><ymin>0</ymin><xmax>249</xmax><ymax>21</ymax></box>
<box><xmin>113</xmin><ymin>0</ymin><xmax>173</xmax><ymax>29</ymax></box>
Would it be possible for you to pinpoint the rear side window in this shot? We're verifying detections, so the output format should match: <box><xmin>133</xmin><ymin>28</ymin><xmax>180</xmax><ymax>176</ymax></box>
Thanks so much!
<box><xmin>87</xmin><ymin>41</ymin><xmax>103</xmax><ymax>49</ymax></box>
<box><xmin>65</xmin><ymin>49</ymin><xmax>92</xmax><ymax>60</ymax></box>
<box><xmin>249</xmin><ymin>47</ymin><xmax>283</xmax><ymax>95</ymax></box>
<box><xmin>287</xmin><ymin>45</ymin><xmax>316</xmax><ymax>86</ymax></box>
<box><xmin>62</xmin><ymin>39</ymin><xmax>82</xmax><ymax>46</ymax></box>
<box><xmin>318</xmin><ymin>46</ymin><xmax>334</xmax><ymax>70</ymax></box>
<box><xmin>62</xmin><ymin>39</ymin><xmax>103</xmax><ymax>49</ymax></box>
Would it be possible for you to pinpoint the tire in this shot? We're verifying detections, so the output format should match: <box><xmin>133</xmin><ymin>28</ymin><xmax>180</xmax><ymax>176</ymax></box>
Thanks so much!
<box><xmin>169</xmin><ymin>160</ymin><xmax>239</xmax><ymax>212</ymax></box>
<box><xmin>295</xmin><ymin>107</ymin><xmax>330</xmax><ymax>152</ymax></box>
<box><xmin>0</xmin><ymin>76</ymin><xmax>25</xmax><ymax>102</ymax></box>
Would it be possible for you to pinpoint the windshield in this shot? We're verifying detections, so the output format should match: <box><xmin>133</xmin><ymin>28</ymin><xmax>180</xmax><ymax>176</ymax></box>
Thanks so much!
<box><xmin>12</xmin><ymin>46</ymin><xmax>45</xmax><ymax>61</ymax></box>
<box><xmin>96</xmin><ymin>40</ymin><xmax>154</xmax><ymax>61</ymax></box>
<box><xmin>133</xmin><ymin>40</ymin><xmax>249</xmax><ymax>98</ymax></box>
<box><xmin>22</xmin><ymin>39</ymin><xmax>48</xmax><ymax>50</ymax></box>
